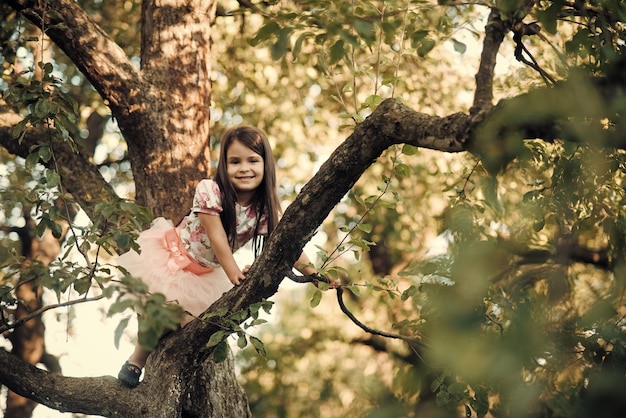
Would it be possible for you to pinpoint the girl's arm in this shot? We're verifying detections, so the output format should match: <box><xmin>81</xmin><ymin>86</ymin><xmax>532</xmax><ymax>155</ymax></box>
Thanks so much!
<box><xmin>242</xmin><ymin>250</ymin><xmax>314</xmax><ymax>275</ymax></box>
<box><xmin>198</xmin><ymin>213</ymin><xmax>245</xmax><ymax>285</ymax></box>
<box><xmin>294</xmin><ymin>252</ymin><xmax>317</xmax><ymax>276</ymax></box>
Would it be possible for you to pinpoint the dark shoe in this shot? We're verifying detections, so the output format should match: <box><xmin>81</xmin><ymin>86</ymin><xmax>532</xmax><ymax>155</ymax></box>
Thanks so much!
<box><xmin>118</xmin><ymin>361</ymin><xmax>142</xmax><ymax>387</ymax></box>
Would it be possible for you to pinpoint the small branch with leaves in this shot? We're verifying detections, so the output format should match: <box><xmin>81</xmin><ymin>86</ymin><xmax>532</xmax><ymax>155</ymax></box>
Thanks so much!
<box><xmin>286</xmin><ymin>271</ymin><xmax>424</xmax><ymax>347</ymax></box>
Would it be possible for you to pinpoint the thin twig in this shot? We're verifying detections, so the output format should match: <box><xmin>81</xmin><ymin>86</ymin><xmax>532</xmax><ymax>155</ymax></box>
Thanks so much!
<box><xmin>0</xmin><ymin>293</ymin><xmax>105</xmax><ymax>334</ymax></box>
<box><xmin>336</xmin><ymin>286</ymin><xmax>420</xmax><ymax>342</ymax></box>
<box><xmin>286</xmin><ymin>271</ymin><xmax>422</xmax><ymax>344</ymax></box>
<box><xmin>391</xmin><ymin>0</ymin><xmax>411</xmax><ymax>98</ymax></box>
<box><xmin>322</xmin><ymin>147</ymin><xmax>398</xmax><ymax>268</ymax></box>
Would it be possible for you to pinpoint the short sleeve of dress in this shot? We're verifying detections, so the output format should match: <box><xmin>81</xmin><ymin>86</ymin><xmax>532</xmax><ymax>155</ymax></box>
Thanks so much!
<box><xmin>192</xmin><ymin>179</ymin><xmax>223</xmax><ymax>215</ymax></box>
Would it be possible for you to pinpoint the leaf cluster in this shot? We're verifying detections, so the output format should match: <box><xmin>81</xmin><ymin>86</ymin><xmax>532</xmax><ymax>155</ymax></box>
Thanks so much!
<box><xmin>203</xmin><ymin>300</ymin><xmax>274</xmax><ymax>363</ymax></box>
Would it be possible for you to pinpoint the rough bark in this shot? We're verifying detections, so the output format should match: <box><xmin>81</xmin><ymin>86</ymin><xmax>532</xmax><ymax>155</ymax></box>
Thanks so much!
<box><xmin>135</xmin><ymin>0</ymin><xmax>216</xmax><ymax>218</ymax></box>
<box><xmin>0</xmin><ymin>106</ymin><xmax>120</xmax><ymax>220</ymax></box>
<box><xmin>2</xmin><ymin>0</ymin><xmax>626</xmax><ymax>417</ymax></box>
<box><xmin>5</xmin><ymin>0</ymin><xmax>214</xmax><ymax>222</ymax></box>
<box><xmin>470</xmin><ymin>8</ymin><xmax>511</xmax><ymax>116</ymax></box>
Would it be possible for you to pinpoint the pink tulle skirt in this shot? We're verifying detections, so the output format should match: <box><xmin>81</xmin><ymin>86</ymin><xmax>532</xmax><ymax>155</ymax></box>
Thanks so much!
<box><xmin>116</xmin><ymin>217</ymin><xmax>233</xmax><ymax>319</ymax></box>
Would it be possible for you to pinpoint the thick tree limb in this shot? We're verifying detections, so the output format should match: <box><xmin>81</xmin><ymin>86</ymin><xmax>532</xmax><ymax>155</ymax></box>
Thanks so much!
<box><xmin>154</xmin><ymin>98</ymin><xmax>473</xmax><ymax>373</ymax></box>
<box><xmin>5</xmin><ymin>0</ymin><xmax>213</xmax><ymax>220</ymax></box>
<box><xmin>0</xmin><ymin>343</ymin><xmax>244</xmax><ymax>418</ymax></box>
<box><xmin>5</xmin><ymin>0</ymin><xmax>148</xmax><ymax>118</ymax></box>
<box><xmin>471</xmin><ymin>8</ymin><xmax>512</xmax><ymax>115</ymax></box>
<box><xmin>0</xmin><ymin>106</ymin><xmax>120</xmax><ymax>221</ymax></box>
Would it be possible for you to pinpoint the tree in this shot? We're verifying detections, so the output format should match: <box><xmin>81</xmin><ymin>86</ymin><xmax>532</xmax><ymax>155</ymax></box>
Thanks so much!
<box><xmin>1</xmin><ymin>0</ymin><xmax>625</xmax><ymax>417</ymax></box>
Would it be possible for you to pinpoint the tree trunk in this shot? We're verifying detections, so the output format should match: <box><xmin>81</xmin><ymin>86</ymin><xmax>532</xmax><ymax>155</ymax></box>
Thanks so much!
<box><xmin>131</xmin><ymin>0</ymin><xmax>216</xmax><ymax>219</ymax></box>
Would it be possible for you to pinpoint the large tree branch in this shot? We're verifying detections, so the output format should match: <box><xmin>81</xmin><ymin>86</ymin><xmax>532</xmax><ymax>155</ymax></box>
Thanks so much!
<box><xmin>6</xmin><ymin>0</ymin><xmax>148</xmax><ymax>118</ymax></box>
<box><xmin>476</xmin><ymin>71</ymin><xmax>626</xmax><ymax>155</ymax></box>
<box><xmin>5</xmin><ymin>0</ymin><xmax>213</xmax><ymax>220</ymax></box>
<box><xmin>0</xmin><ymin>106</ymin><xmax>120</xmax><ymax>221</ymax></box>
<box><xmin>471</xmin><ymin>8</ymin><xmax>512</xmax><ymax>115</ymax></box>
<box><xmin>5</xmin><ymin>0</ymin><xmax>164</xmax><ymax>168</ymax></box>
<box><xmin>3</xmin><ymin>99</ymin><xmax>473</xmax><ymax>416</ymax></box>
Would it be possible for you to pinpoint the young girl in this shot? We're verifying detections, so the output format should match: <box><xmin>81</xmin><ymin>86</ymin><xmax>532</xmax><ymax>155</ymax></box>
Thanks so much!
<box><xmin>116</xmin><ymin>125</ymin><xmax>317</xmax><ymax>387</ymax></box>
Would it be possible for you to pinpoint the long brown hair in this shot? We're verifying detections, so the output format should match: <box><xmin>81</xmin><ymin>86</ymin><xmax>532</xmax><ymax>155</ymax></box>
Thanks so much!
<box><xmin>214</xmin><ymin>126</ymin><xmax>281</xmax><ymax>255</ymax></box>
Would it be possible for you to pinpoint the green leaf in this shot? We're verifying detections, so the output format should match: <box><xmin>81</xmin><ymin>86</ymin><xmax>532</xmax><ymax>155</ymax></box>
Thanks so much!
<box><xmin>49</xmin><ymin>220</ymin><xmax>63</xmax><ymax>239</ymax></box>
<box><xmin>448</xmin><ymin>381</ymin><xmax>467</xmax><ymax>395</ymax></box>
<box><xmin>496</xmin><ymin>0</ymin><xmax>527</xmax><ymax>14</ymax></box>
<box><xmin>35</xmin><ymin>217</ymin><xmax>48</xmax><ymax>238</ymax></box>
<box><xmin>293</xmin><ymin>31</ymin><xmax>314</xmax><ymax>58</ymax></box>
<box><xmin>394</xmin><ymin>163</ymin><xmax>410</xmax><ymax>178</ymax></box>
<box><xmin>228</xmin><ymin>309</ymin><xmax>249</xmax><ymax>322</ymax></box>
<box><xmin>213</xmin><ymin>341</ymin><xmax>229</xmax><ymax>363</ymax></box>
<box><xmin>260</xmin><ymin>300</ymin><xmax>273</xmax><ymax>314</ymax></box>
<box><xmin>345</xmin><ymin>284</ymin><xmax>361</xmax><ymax>296</ymax></box>
<box><xmin>25</xmin><ymin>151</ymin><xmax>41</xmax><ymax>170</ymax></box>
<box><xmin>11</xmin><ymin>118</ymin><xmax>29</xmax><ymax>142</ymax></box>
<box><xmin>470</xmin><ymin>386</ymin><xmax>490</xmax><ymax>417</ymax></box>
<box><xmin>310</xmin><ymin>289</ymin><xmax>322</xmax><ymax>307</ymax></box>
<box><xmin>533</xmin><ymin>218</ymin><xmax>545</xmax><ymax>232</ymax></box>
<box><xmin>73</xmin><ymin>276</ymin><xmax>91</xmax><ymax>294</ymax></box>
<box><xmin>115</xmin><ymin>233</ymin><xmax>132</xmax><ymax>250</ymax></box>
<box><xmin>113</xmin><ymin>317</ymin><xmax>131</xmax><ymax>350</ymax></box>
<box><xmin>249</xmin><ymin>318</ymin><xmax>268</xmax><ymax>326</ymax></box>
<box><xmin>339</xmin><ymin>29</ymin><xmax>358</xmax><ymax>47</ymax></box>
<box><xmin>402</xmin><ymin>144</ymin><xmax>419</xmax><ymax>155</ymax></box>
<box><xmin>381</xmin><ymin>21</ymin><xmax>398</xmax><ymax>44</ymax></box>
<box><xmin>108</xmin><ymin>298</ymin><xmax>136</xmax><ymax>315</ymax></box>
<box><xmin>362</xmin><ymin>94</ymin><xmax>383</xmax><ymax>108</ymax></box>
<box><xmin>451</xmin><ymin>38</ymin><xmax>467</xmax><ymax>54</ymax></box>
<box><xmin>137</xmin><ymin>327</ymin><xmax>160</xmax><ymax>351</ymax></box>
<box><xmin>207</xmin><ymin>330</ymin><xmax>228</xmax><ymax>348</ymax></box>
<box><xmin>329</xmin><ymin>39</ymin><xmax>345</xmax><ymax>65</ymax></box>
<box><xmin>251</xmin><ymin>21</ymin><xmax>281</xmax><ymax>45</ymax></box>
<box><xmin>410</xmin><ymin>30</ymin><xmax>429</xmax><ymax>48</ymax></box>
<box><xmin>202</xmin><ymin>307</ymin><xmax>229</xmax><ymax>320</ymax></box>
<box><xmin>250</xmin><ymin>336</ymin><xmax>267</xmax><ymax>358</ymax></box>
<box><xmin>417</xmin><ymin>38</ymin><xmax>436</xmax><ymax>57</ymax></box>
<box><xmin>353</xmin><ymin>18</ymin><xmax>375</xmax><ymax>42</ymax></box>
<box><xmin>237</xmin><ymin>333</ymin><xmax>248</xmax><ymax>348</ymax></box>
<box><xmin>41</xmin><ymin>62</ymin><xmax>54</xmax><ymax>74</ymax></box>
<box><xmin>401</xmin><ymin>285</ymin><xmax>418</xmax><ymax>301</ymax></box>
<box><xmin>45</xmin><ymin>170</ymin><xmax>60</xmax><ymax>187</ymax></box>
<box><xmin>271</xmin><ymin>28</ymin><xmax>292</xmax><ymax>60</ymax></box>
<box><xmin>537</xmin><ymin>0</ymin><xmax>563</xmax><ymax>34</ymax></box>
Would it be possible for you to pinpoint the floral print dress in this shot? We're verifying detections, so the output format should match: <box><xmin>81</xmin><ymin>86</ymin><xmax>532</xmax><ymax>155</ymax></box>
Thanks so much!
<box><xmin>116</xmin><ymin>178</ymin><xmax>266</xmax><ymax>318</ymax></box>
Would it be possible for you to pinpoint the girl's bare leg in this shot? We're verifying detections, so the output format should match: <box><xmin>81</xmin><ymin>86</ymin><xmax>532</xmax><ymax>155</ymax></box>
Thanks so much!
<box><xmin>126</xmin><ymin>345</ymin><xmax>151</xmax><ymax>368</ymax></box>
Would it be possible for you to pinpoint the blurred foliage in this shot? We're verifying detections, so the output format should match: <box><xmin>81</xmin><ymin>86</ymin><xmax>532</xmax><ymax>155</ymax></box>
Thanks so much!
<box><xmin>2</xmin><ymin>0</ymin><xmax>626</xmax><ymax>417</ymax></box>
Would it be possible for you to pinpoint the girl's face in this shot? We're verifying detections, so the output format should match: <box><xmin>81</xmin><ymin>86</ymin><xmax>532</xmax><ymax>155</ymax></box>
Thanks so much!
<box><xmin>226</xmin><ymin>139</ymin><xmax>265</xmax><ymax>204</ymax></box>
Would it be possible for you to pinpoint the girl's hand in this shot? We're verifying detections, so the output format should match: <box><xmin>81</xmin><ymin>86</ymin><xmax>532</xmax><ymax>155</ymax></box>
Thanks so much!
<box><xmin>242</xmin><ymin>265</ymin><xmax>251</xmax><ymax>274</ymax></box>
<box><xmin>327</xmin><ymin>277</ymin><xmax>340</xmax><ymax>289</ymax></box>
<box><xmin>228</xmin><ymin>271</ymin><xmax>246</xmax><ymax>286</ymax></box>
